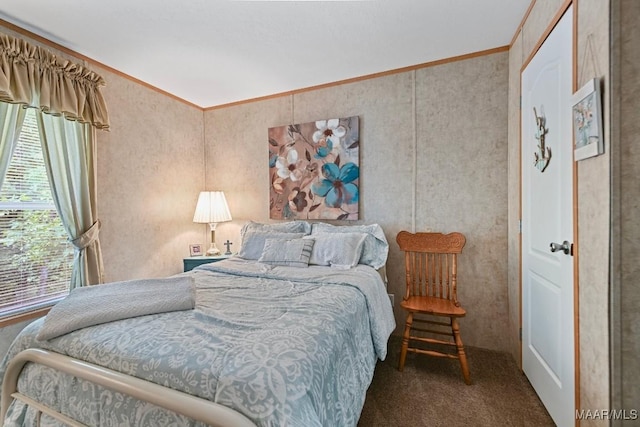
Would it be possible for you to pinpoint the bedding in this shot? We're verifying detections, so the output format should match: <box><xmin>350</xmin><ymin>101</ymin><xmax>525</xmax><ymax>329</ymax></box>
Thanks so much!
<box><xmin>240</xmin><ymin>220</ymin><xmax>312</xmax><ymax>238</ymax></box>
<box><xmin>36</xmin><ymin>275</ymin><xmax>195</xmax><ymax>341</ymax></box>
<box><xmin>310</xmin><ymin>223</ymin><xmax>388</xmax><ymax>269</ymax></box>
<box><xmin>238</xmin><ymin>231</ymin><xmax>305</xmax><ymax>260</ymax></box>
<box><xmin>0</xmin><ymin>257</ymin><xmax>395</xmax><ymax>427</ymax></box>
<box><xmin>258</xmin><ymin>237</ymin><xmax>315</xmax><ymax>267</ymax></box>
<box><xmin>303</xmin><ymin>232</ymin><xmax>367</xmax><ymax>268</ymax></box>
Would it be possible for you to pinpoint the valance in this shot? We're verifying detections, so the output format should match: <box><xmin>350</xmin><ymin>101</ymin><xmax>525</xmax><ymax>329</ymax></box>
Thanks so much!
<box><xmin>0</xmin><ymin>33</ymin><xmax>110</xmax><ymax>130</ymax></box>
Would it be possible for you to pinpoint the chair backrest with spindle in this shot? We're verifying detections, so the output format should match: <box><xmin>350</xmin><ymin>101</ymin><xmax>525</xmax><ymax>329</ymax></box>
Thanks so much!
<box><xmin>396</xmin><ymin>231</ymin><xmax>466</xmax><ymax>306</ymax></box>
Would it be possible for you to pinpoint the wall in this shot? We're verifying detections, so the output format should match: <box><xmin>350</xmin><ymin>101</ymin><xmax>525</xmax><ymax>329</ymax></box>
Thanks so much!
<box><xmin>610</xmin><ymin>0</ymin><xmax>640</xmax><ymax>420</ymax></box>
<box><xmin>618</xmin><ymin>0</ymin><xmax>640</xmax><ymax>415</ymax></box>
<box><xmin>506</xmin><ymin>0</ymin><xmax>611</xmax><ymax>421</ymax></box>
<box><xmin>204</xmin><ymin>52</ymin><xmax>511</xmax><ymax>352</ymax></box>
<box><xmin>576</xmin><ymin>0</ymin><xmax>611</xmax><ymax>419</ymax></box>
<box><xmin>97</xmin><ymin>71</ymin><xmax>205</xmax><ymax>282</ymax></box>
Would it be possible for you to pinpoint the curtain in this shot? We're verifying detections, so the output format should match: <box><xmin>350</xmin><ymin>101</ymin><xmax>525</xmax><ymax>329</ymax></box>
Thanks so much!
<box><xmin>0</xmin><ymin>33</ymin><xmax>109</xmax><ymax>130</ymax></box>
<box><xmin>37</xmin><ymin>112</ymin><xmax>104</xmax><ymax>288</ymax></box>
<box><xmin>0</xmin><ymin>32</ymin><xmax>109</xmax><ymax>289</ymax></box>
<box><xmin>0</xmin><ymin>102</ymin><xmax>26</xmax><ymax>188</ymax></box>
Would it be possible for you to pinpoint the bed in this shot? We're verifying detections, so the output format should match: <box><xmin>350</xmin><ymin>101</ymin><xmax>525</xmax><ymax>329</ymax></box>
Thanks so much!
<box><xmin>0</xmin><ymin>222</ymin><xmax>395</xmax><ymax>427</ymax></box>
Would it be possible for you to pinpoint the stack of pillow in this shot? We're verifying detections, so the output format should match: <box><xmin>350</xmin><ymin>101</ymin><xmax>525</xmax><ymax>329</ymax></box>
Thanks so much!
<box><xmin>237</xmin><ymin>221</ymin><xmax>388</xmax><ymax>270</ymax></box>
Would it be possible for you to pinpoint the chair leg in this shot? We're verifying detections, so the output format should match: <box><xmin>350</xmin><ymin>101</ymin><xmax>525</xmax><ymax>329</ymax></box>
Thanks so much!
<box><xmin>398</xmin><ymin>312</ymin><xmax>413</xmax><ymax>371</ymax></box>
<box><xmin>452</xmin><ymin>317</ymin><xmax>471</xmax><ymax>385</ymax></box>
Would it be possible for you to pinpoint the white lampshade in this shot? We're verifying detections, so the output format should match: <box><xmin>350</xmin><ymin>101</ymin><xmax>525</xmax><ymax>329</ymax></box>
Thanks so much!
<box><xmin>193</xmin><ymin>191</ymin><xmax>232</xmax><ymax>224</ymax></box>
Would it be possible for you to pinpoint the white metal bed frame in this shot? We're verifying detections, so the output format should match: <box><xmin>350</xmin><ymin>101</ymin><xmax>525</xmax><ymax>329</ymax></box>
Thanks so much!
<box><xmin>1</xmin><ymin>348</ymin><xmax>257</xmax><ymax>427</ymax></box>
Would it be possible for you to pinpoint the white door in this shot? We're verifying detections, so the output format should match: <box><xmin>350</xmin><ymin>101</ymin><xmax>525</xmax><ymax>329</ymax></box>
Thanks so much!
<box><xmin>521</xmin><ymin>6</ymin><xmax>575</xmax><ymax>427</ymax></box>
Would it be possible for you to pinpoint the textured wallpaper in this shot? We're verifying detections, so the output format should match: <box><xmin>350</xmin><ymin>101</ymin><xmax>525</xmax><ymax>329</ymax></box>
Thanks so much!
<box><xmin>576</xmin><ymin>0</ymin><xmax>611</xmax><ymax>420</ymax></box>
<box><xmin>96</xmin><ymin>74</ymin><xmax>205</xmax><ymax>283</ymax></box>
<box><xmin>616</xmin><ymin>0</ymin><xmax>640</xmax><ymax>417</ymax></box>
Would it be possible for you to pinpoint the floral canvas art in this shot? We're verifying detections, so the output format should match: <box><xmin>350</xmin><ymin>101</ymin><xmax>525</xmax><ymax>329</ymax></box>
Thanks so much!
<box><xmin>269</xmin><ymin>116</ymin><xmax>359</xmax><ymax>220</ymax></box>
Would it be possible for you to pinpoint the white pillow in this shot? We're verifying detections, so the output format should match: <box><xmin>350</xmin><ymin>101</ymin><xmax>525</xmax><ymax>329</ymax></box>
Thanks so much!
<box><xmin>238</xmin><ymin>231</ymin><xmax>305</xmax><ymax>260</ymax></box>
<box><xmin>310</xmin><ymin>223</ymin><xmax>389</xmax><ymax>269</ymax></box>
<box><xmin>258</xmin><ymin>238</ymin><xmax>314</xmax><ymax>267</ymax></box>
<box><xmin>303</xmin><ymin>232</ymin><xmax>367</xmax><ymax>268</ymax></box>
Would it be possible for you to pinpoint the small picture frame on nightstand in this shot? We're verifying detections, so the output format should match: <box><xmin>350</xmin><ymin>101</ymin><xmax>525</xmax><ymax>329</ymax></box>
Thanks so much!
<box><xmin>189</xmin><ymin>244</ymin><xmax>203</xmax><ymax>257</ymax></box>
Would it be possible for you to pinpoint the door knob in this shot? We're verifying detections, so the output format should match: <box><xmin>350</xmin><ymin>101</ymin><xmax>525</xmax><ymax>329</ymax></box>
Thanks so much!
<box><xmin>550</xmin><ymin>240</ymin><xmax>572</xmax><ymax>255</ymax></box>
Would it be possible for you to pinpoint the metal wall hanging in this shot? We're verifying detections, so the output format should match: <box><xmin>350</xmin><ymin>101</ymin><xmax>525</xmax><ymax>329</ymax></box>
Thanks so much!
<box><xmin>533</xmin><ymin>106</ymin><xmax>551</xmax><ymax>172</ymax></box>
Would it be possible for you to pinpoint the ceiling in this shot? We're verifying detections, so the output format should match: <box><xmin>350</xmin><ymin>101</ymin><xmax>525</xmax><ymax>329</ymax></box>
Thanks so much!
<box><xmin>0</xmin><ymin>0</ymin><xmax>530</xmax><ymax>109</ymax></box>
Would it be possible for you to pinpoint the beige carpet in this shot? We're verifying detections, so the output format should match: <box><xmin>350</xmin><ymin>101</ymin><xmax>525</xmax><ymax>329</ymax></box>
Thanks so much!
<box><xmin>359</xmin><ymin>337</ymin><xmax>555</xmax><ymax>427</ymax></box>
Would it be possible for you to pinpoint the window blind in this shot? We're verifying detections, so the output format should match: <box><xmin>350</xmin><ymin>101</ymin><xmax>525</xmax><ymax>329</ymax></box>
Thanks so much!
<box><xmin>0</xmin><ymin>109</ymin><xmax>72</xmax><ymax>318</ymax></box>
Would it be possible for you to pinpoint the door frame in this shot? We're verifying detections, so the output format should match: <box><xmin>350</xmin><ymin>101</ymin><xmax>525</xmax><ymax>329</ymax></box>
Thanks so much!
<box><xmin>519</xmin><ymin>0</ymin><xmax>580</xmax><ymax>421</ymax></box>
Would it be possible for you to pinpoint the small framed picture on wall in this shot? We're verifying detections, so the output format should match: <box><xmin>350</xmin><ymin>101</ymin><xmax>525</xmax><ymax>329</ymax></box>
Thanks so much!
<box><xmin>572</xmin><ymin>78</ymin><xmax>604</xmax><ymax>161</ymax></box>
<box><xmin>189</xmin><ymin>244</ymin><xmax>203</xmax><ymax>257</ymax></box>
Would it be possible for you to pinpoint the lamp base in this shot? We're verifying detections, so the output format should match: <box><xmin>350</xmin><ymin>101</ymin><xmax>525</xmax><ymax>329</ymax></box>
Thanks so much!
<box><xmin>206</xmin><ymin>243</ymin><xmax>221</xmax><ymax>256</ymax></box>
<box><xmin>206</xmin><ymin>223</ymin><xmax>221</xmax><ymax>256</ymax></box>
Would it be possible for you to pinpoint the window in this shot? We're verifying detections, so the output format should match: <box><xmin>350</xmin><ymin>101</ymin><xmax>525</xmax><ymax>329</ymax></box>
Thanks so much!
<box><xmin>0</xmin><ymin>109</ymin><xmax>73</xmax><ymax>318</ymax></box>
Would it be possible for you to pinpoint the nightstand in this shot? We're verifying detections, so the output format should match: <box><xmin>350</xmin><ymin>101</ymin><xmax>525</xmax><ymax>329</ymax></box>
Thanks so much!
<box><xmin>183</xmin><ymin>255</ymin><xmax>230</xmax><ymax>272</ymax></box>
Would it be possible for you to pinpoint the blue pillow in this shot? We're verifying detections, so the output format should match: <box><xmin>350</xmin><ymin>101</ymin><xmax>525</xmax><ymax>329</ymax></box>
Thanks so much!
<box><xmin>258</xmin><ymin>238</ymin><xmax>315</xmax><ymax>267</ymax></box>
<box><xmin>238</xmin><ymin>231</ymin><xmax>305</xmax><ymax>260</ymax></box>
<box><xmin>310</xmin><ymin>223</ymin><xmax>389</xmax><ymax>269</ymax></box>
<box><xmin>303</xmin><ymin>233</ymin><xmax>367</xmax><ymax>268</ymax></box>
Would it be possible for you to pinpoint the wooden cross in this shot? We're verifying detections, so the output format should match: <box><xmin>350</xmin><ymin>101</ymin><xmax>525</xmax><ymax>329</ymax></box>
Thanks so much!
<box><xmin>224</xmin><ymin>240</ymin><xmax>233</xmax><ymax>255</ymax></box>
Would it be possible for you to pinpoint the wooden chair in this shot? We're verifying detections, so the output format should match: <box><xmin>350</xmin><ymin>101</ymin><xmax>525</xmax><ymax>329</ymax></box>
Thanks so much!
<box><xmin>396</xmin><ymin>231</ymin><xmax>471</xmax><ymax>384</ymax></box>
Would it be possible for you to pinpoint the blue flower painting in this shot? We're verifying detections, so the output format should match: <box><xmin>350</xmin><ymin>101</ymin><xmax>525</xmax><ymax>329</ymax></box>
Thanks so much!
<box><xmin>269</xmin><ymin>116</ymin><xmax>359</xmax><ymax>220</ymax></box>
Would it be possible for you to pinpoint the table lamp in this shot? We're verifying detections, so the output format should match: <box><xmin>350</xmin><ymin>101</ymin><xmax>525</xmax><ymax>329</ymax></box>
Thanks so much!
<box><xmin>193</xmin><ymin>191</ymin><xmax>232</xmax><ymax>256</ymax></box>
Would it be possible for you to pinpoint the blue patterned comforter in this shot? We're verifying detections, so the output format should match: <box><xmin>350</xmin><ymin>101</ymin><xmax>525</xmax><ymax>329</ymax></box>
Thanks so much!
<box><xmin>0</xmin><ymin>258</ymin><xmax>395</xmax><ymax>427</ymax></box>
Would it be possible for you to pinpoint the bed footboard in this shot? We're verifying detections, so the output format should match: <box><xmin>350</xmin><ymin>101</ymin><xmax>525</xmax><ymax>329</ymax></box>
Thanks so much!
<box><xmin>1</xmin><ymin>348</ymin><xmax>257</xmax><ymax>427</ymax></box>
